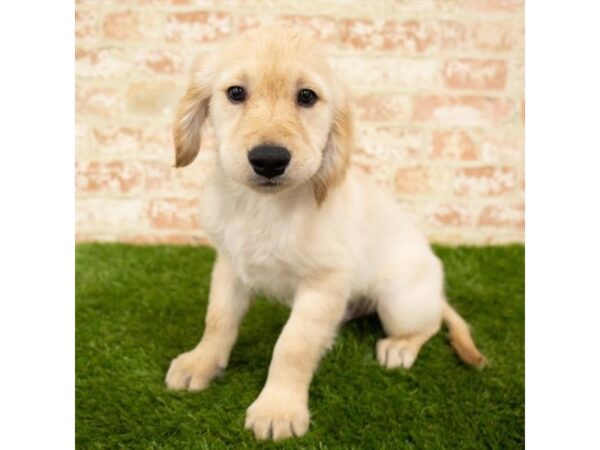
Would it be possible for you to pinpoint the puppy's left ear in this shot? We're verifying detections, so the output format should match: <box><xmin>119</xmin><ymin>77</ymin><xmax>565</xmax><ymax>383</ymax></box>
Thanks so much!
<box><xmin>173</xmin><ymin>72</ymin><xmax>211</xmax><ymax>167</ymax></box>
<box><xmin>311</xmin><ymin>93</ymin><xmax>354</xmax><ymax>204</ymax></box>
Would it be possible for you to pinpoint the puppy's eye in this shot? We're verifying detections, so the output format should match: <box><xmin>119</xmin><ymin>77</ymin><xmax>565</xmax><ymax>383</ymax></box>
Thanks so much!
<box><xmin>226</xmin><ymin>86</ymin><xmax>246</xmax><ymax>103</ymax></box>
<box><xmin>297</xmin><ymin>89</ymin><xmax>317</xmax><ymax>107</ymax></box>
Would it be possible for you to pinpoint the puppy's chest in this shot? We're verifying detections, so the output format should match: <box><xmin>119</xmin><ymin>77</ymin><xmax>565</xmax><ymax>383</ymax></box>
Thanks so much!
<box><xmin>219</xmin><ymin>213</ymin><xmax>309</xmax><ymax>301</ymax></box>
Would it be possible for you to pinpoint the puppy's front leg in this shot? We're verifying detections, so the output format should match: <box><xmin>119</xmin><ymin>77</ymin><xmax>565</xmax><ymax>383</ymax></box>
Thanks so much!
<box><xmin>245</xmin><ymin>274</ymin><xmax>349</xmax><ymax>440</ymax></box>
<box><xmin>166</xmin><ymin>253</ymin><xmax>250</xmax><ymax>391</ymax></box>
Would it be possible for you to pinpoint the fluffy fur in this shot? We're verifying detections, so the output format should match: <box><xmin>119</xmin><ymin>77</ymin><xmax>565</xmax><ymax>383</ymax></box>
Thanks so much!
<box><xmin>166</xmin><ymin>27</ymin><xmax>486</xmax><ymax>441</ymax></box>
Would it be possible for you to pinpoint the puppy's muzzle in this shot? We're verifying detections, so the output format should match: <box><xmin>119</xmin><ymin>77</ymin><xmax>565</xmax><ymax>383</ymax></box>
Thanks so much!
<box><xmin>248</xmin><ymin>145</ymin><xmax>291</xmax><ymax>179</ymax></box>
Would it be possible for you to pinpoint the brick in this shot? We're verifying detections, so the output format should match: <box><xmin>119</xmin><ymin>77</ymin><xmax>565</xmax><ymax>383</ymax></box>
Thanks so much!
<box><xmin>234</xmin><ymin>0</ymin><xmax>430</xmax><ymax>16</ymax></box>
<box><xmin>145</xmin><ymin>161</ymin><xmax>176</xmax><ymax>191</ymax></box>
<box><xmin>102</xmin><ymin>10</ymin><xmax>162</xmax><ymax>40</ymax></box>
<box><xmin>340</xmin><ymin>19</ymin><xmax>437</xmax><ymax>53</ymax></box>
<box><xmin>386</xmin><ymin>0</ymin><xmax>438</xmax><ymax>15</ymax></box>
<box><xmin>75</xmin><ymin>123</ymin><xmax>91</xmax><ymax>158</ymax></box>
<box><xmin>443</xmin><ymin>59</ymin><xmax>507</xmax><ymax>90</ymax></box>
<box><xmin>74</xmin><ymin>0</ymin><xmax>524</xmax><ymax>246</ymax></box>
<box><xmin>169</xmin><ymin>150</ymin><xmax>214</xmax><ymax>189</ymax></box>
<box><xmin>90</xmin><ymin>125</ymin><xmax>216</xmax><ymax>162</ymax></box>
<box><xmin>425</xmin><ymin>203</ymin><xmax>472</xmax><ymax>227</ymax></box>
<box><xmin>93</xmin><ymin>125</ymin><xmax>167</xmax><ymax>153</ymax></box>
<box><xmin>432</xmin><ymin>130</ymin><xmax>479</xmax><ymax>161</ymax></box>
<box><xmin>351</xmin><ymin>160</ymin><xmax>375</xmax><ymax>177</ymax></box>
<box><xmin>356</xmin><ymin>125</ymin><xmax>429</xmax><ymax>160</ymax></box>
<box><xmin>440</xmin><ymin>19</ymin><xmax>523</xmax><ymax>53</ymax></box>
<box><xmin>480</xmin><ymin>130</ymin><xmax>524</xmax><ymax>162</ymax></box>
<box><xmin>76</xmin><ymin>47</ymin><xmax>129</xmax><ymax>78</ymax></box>
<box><xmin>75</xmin><ymin>9</ymin><xmax>98</xmax><ymax>39</ymax></box>
<box><xmin>148</xmin><ymin>198</ymin><xmax>201</xmax><ymax>230</ymax></box>
<box><xmin>76</xmin><ymin>197</ymin><xmax>147</xmax><ymax>233</ymax></box>
<box><xmin>92</xmin><ymin>125</ymin><xmax>169</xmax><ymax>157</ymax></box>
<box><xmin>355</xmin><ymin>94</ymin><xmax>412</xmax><ymax>122</ymax></box>
<box><xmin>111</xmin><ymin>0</ymin><xmax>210</xmax><ymax>4</ymax></box>
<box><xmin>103</xmin><ymin>11</ymin><xmax>141</xmax><ymax>40</ymax></box>
<box><xmin>76</xmin><ymin>86</ymin><xmax>124</xmax><ymax>118</ymax></box>
<box><xmin>239</xmin><ymin>14</ymin><xmax>338</xmax><ymax>43</ymax></box>
<box><xmin>282</xmin><ymin>15</ymin><xmax>338</xmax><ymax>43</ymax></box>
<box><xmin>76</xmin><ymin>161</ymin><xmax>144</xmax><ymax>194</ymax></box>
<box><xmin>394</xmin><ymin>165</ymin><xmax>431</xmax><ymax>195</ymax></box>
<box><xmin>134</xmin><ymin>49</ymin><xmax>185</xmax><ymax>75</ymax></box>
<box><xmin>237</xmin><ymin>15</ymin><xmax>261</xmax><ymax>33</ymax></box>
<box><xmin>413</xmin><ymin>95</ymin><xmax>514</xmax><ymax>126</ymax></box>
<box><xmin>506</xmin><ymin>57</ymin><xmax>524</xmax><ymax>93</ymax></box>
<box><xmin>75</xmin><ymin>159</ymin><xmax>209</xmax><ymax>194</ymax></box>
<box><xmin>126</xmin><ymin>81</ymin><xmax>180</xmax><ymax>118</ymax></box>
<box><xmin>478</xmin><ymin>204</ymin><xmax>524</xmax><ymax>228</ymax></box>
<box><xmin>127</xmin><ymin>0</ymin><xmax>184</xmax><ymax>4</ymax></box>
<box><xmin>437</xmin><ymin>0</ymin><xmax>524</xmax><ymax>14</ymax></box>
<box><xmin>165</xmin><ymin>11</ymin><xmax>233</xmax><ymax>43</ymax></box>
<box><xmin>352</xmin><ymin>152</ymin><xmax>393</xmax><ymax>187</ymax></box>
<box><xmin>330</xmin><ymin>56</ymin><xmax>441</xmax><ymax>91</ymax></box>
<box><xmin>454</xmin><ymin>166</ymin><xmax>516</xmax><ymax>196</ymax></box>
<box><xmin>520</xmin><ymin>97</ymin><xmax>525</xmax><ymax>125</ymax></box>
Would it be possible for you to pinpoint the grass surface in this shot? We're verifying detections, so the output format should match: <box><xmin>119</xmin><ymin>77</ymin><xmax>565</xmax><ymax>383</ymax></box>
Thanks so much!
<box><xmin>76</xmin><ymin>244</ymin><xmax>524</xmax><ymax>449</ymax></box>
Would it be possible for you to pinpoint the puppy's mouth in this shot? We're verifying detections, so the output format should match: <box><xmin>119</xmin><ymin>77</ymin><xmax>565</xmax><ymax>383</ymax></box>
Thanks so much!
<box><xmin>249</xmin><ymin>176</ymin><xmax>287</xmax><ymax>192</ymax></box>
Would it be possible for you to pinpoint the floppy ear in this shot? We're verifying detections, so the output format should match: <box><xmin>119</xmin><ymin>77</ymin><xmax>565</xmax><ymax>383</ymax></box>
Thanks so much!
<box><xmin>311</xmin><ymin>95</ymin><xmax>354</xmax><ymax>204</ymax></box>
<box><xmin>173</xmin><ymin>74</ymin><xmax>211</xmax><ymax>167</ymax></box>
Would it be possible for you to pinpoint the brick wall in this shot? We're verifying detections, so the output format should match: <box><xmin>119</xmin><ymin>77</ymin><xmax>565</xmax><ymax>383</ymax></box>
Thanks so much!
<box><xmin>75</xmin><ymin>0</ymin><xmax>524</xmax><ymax>245</ymax></box>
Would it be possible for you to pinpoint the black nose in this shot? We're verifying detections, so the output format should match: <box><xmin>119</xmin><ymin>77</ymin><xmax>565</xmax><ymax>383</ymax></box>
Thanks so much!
<box><xmin>248</xmin><ymin>145</ymin><xmax>291</xmax><ymax>179</ymax></box>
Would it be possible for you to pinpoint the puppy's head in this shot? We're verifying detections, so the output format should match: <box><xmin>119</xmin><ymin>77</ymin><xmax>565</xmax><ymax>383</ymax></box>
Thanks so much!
<box><xmin>173</xmin><ymin>27</ymin><xmax>353</xmax><ymax>202</ymax></box>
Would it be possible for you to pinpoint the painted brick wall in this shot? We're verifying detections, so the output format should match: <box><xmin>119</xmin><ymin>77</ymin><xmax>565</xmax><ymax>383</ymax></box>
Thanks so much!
<box><xmin>75</xmin><ymin>0</ymin><xmax>524</xmax><ymax>245</ymax></box>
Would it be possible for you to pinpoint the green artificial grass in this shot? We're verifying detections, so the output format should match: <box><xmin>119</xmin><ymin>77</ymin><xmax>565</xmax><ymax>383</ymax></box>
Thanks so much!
<box><xmin>76</xmin><ymin>243</ymin><xmax>524</xmax><ymax>449</ymax></box>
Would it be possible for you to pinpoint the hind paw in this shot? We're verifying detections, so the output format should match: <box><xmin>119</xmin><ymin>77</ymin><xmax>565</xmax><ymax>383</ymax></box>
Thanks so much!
<box><xmin>376</xmin><ymin>337</ymin><xmax>418</xmax><ymax>369</ymax></box>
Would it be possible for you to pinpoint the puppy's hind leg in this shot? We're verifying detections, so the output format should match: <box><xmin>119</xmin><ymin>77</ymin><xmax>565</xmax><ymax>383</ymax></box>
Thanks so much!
<box><xmin>376</xmin><ymin>331</ymin><xmax>438</xmax><ymax>370</ymax></box>
<box><xmin>375</xmin><ymin>254</ymin><xmax>487</xmax><ymax>370</ymax></box>
<box><xmin>375</xmin><ymin>257</ymin><xmax>445</xmax><ymax>370</ymax></box>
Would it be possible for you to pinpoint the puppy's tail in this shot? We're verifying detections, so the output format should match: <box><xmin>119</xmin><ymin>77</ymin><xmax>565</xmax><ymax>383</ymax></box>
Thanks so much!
<box><xmin>442</xmin><ymin>303</ymin><xmax>487</xmax><ymax>369</ymax></box>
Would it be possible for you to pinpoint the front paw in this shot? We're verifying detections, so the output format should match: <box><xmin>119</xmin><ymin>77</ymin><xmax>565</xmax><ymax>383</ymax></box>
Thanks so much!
<box><xmin>165</xmin><ymin>349</ymin><xmax>222</xmax><ymax>391</ymax></box>
<box><xmin>245</xmin><ymin>387</ymin><xmax>310</xmax><ymax>440</ymax></box>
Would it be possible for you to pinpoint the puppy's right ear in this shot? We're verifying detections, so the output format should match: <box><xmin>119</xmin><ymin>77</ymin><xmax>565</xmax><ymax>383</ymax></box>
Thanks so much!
<box><xmin>173</xmin><ymin>74</ymin><xmax>211</xmax><ymax>167</ymax></box>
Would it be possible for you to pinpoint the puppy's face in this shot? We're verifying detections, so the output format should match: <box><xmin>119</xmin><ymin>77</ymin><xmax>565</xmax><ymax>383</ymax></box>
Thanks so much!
<box><xmin>210</xmin><ymin>35</ymin><xmax>335</xmax><ymax>192</ymax></box>
<box><xmin>174</xmin><ymin>28</ymin><xmax>353</xmax><ymax>202</ymax></box>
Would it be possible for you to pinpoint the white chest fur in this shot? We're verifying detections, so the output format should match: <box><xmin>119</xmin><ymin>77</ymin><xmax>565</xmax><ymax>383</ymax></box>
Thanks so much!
<box><xmin>196</xmin><ymin>163</ymin><xmax>391</xmax><ymax>307</ymax></box>
<box><xmin>199</xmin><ymin>180</ymin><xmax>323</xmax><ymax>302</ymax></box>
<box><xmin>222</xmin><ymin>209</ymin><xmax>305</xmax><ymax>301</ymax></box>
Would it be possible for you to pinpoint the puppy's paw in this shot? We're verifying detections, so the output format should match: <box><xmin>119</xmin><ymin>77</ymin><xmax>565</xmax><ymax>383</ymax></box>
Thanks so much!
<box><xmin>165</xmin><ymin>349</ymin><xmax>222</xmax><ymax>391</ymax></box>
<box><xmin>377</xmin><ymin>337</ymin><xmax>418</xmax><ymax>369</ymax></box>
<box><xmin>245</xmin><ymin>388</ymin><xmax>310</xmax><ymax>440</ymax></box>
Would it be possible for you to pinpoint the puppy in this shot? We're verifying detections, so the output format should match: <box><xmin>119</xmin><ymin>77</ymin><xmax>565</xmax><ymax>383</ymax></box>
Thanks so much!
<box><xmin>166</xmin><ymin>27</ymin><xmax>486</xmax><ymax>441</ymax></box>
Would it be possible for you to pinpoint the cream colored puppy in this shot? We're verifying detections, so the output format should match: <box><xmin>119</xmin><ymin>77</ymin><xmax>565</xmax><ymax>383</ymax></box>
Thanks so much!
<box><xmin>166</xmin><ymin>27</ymin><xmax>486</xmax><ymax>441</ymax></box>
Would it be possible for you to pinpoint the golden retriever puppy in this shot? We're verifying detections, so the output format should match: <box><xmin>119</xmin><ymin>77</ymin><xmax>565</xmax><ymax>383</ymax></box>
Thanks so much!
<box><xmin>166</xmin><ymin>27</ymin><xmax>486</xmax><ymax>441</ymax></box>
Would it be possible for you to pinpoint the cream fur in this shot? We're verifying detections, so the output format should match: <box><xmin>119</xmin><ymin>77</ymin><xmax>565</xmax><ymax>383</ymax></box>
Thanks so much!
<box><xmin>166</xmin><ymin>27</ymin><xmax>486</xmax><ymax>441</ymax></box>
